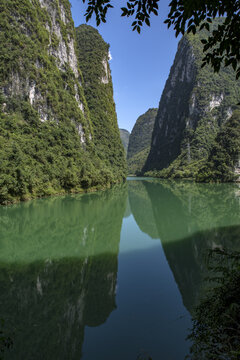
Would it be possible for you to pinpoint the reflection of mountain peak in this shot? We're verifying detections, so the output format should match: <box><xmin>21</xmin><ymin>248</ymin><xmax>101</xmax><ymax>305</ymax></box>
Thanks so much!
<box><xmin>0</xmin><ymin>255</ymin><xmax>119</xmax><ymax>359</ymax></box>
<box><xmin>128</xmin><ymin>180</ymin><xmax>158</xmax><ymax>239</ymax></box>
<box><xmin>123</xmin><ymin>197</ymin><xmax>131</xmax><ymax>218</ymax></box>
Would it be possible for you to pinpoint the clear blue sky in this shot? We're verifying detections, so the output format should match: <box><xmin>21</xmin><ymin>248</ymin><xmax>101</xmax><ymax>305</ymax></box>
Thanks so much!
<box><xmin>70</xmin><ymin>0</ymin><xmax>179</xmax><ymax>132</ymax></box>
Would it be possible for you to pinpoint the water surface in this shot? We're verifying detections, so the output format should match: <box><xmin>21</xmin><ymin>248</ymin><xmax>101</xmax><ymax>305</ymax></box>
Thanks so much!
<box><xmin>1</xmin><ymin>179</ymin><xmax>240</xmax><ymax>359</ymax></box>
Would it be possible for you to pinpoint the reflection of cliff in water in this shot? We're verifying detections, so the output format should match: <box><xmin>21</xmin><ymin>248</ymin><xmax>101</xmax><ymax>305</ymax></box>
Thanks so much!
<box><xmin>128</xmin><ymin>180</ymin><xmax>158</xmax><ymax>239</ymax></box>
<box><xmin>123</xmin><ymin>196</ymin><xmax>131</xmax><ymax>218</ymax></box>
<box><xmin>0</xmin><ymin>185</ymin><xmax>127</xmax><ymax>360</ymax></box>
<box><xmin>162</xmin><ymin>225</ymin><xmax>240</xmax><ymax>313</ymax></box>
<box><xmin>131</xmin><ymin>180</ymin><xmax>240</xmax><ymax>312</ymax></box>
<box><xmin>143</xmin><ymin>180</ymin><xmax>240</xmax><ymax>243</ymax></box>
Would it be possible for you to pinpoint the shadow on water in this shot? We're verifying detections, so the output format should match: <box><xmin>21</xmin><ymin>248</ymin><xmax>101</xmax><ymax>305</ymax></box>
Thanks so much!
<box><xmin>128</xmin><ymin>180</ymin><xmax>158</xmax><ymax>239</ymax></box>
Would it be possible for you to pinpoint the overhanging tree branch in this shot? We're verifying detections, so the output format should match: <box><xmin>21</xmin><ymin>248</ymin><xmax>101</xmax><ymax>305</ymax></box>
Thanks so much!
<box><xmin>82</xmin><ymin>0</ymin><xmax>240</xmax><ymax>78</ymax></box>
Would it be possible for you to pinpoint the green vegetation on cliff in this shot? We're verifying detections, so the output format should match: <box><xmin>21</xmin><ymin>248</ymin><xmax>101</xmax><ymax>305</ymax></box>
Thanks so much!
<box><xmin>128</xmin><ymin>147</ymin><xmax>151</xmax><ymax>176</ymax></box>
<box><xmin>0</xmin><ymin>1</ymin><xmax>126</xmax><ymax>205</ymax></box>
<box><xmin>119</xmin><ymin>129</ymin><xmax>130</xmax><ymax>154</ymax></box>
<box><xmin>144</xmin><ymin>20</ymin><xmax>240</xmax><ymax>181</ymax></box>
<box><xmin>0</xmin><ymin>111</ymin><xmax>122</xmax><ymax>204</ymax></box>
<box><xmin>0</xmin><ymin>0</ymin><xmax>91</xmax><ymax>134</ymax></box>
<box><xmin>75</xmin><ymin>24</ymin><xmax>126</xmax><ymax>181</ymax></box>
<box><xmin>197</xmin><ymin>110</ymin><xmax>240</xmax><ymax>182</ymax></box>
<box><xmin>148</xmin><ymin>110</ymin><xmax>240</xmax><ymax>181</ymax></box>
<box><xmin>127</xmin><ymin>108</ymin><xmax>157</xmax><ymax>174</ymax></box>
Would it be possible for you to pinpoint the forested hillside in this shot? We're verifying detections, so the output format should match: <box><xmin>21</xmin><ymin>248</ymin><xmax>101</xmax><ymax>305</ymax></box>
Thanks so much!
<box><xmin>127</xmin><ymin>108</ymin><xmax>157</xmax><ymax>175</ymax></box>
<box><xmin>197</xmin><ymin>110</ymin><xmax>240</xmax><ymax>182</ymax></box>
<box><xmin>76</xmin><ymin>25</ymin><xmax>126</xmax><ymax>181</ymax></box>
<box><xmin>0</xmin><ymin>0</ymin><xmax>126</xmax><ymax>205</ymax></box>
<box><xmin>119</xmin><ymin>129</ymin><xmax>130</xmax><ymax>155</ymax></box>
<box><xmin>143</xmin><ymin>19</ymin><xmax>240</xmax><ymax>181</ymax></box>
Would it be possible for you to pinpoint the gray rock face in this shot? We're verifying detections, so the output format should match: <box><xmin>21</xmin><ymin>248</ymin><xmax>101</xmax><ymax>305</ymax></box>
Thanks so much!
<box><xmin>39</xmin><ymin>0</ymin><xmax>79</xmax><ymax>77</ymax></box>
<box><xmin>1</xmin><ymin>0</ymin><xmax>89</xmax><ymax>140</ymax></box>
<box><xmin>144</xmin><ymin>27</ymin><xmax>240</xmax><ymax>174</ymax></box>
<box><xmin>144</xmin><ymin>38</ymin><xmax>196</xmax><ymax>171</ymax></box>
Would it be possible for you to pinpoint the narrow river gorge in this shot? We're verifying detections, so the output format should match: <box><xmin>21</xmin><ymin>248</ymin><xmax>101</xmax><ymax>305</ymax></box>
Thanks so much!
<box><xmin>1</xmin><ymin>178</ymin><xmax>240</xmax><ymax>359</ymax></box>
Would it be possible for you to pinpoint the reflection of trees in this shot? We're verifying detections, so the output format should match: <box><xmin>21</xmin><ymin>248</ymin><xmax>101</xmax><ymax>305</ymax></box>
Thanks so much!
<box><xmin>130</xmin><ymin>180</ymin><xmax>240</xmax><ymax>312</ymax></box>
<box><xmin>0</xmin><ymin>184</ymin><xmax>127</xmax><ymax>263</ymax></box>
<box><xmin>144</xmin><ymin>180</ymin><xmax>240</xmax><ymax>243</ymax></box>
<box><xmin>0</xmin><ymin>184</ymin><xmax>127</xmax><ymax>359</ymax></box>
<box><xmin>162</xmin><ymin>225</ymin><xmax>240</xmax><ymax>313</ymax></box>
<box><xmin>128</xmin><ymin>180</ymin><xmax>158</xmax><ymax>239</ymax></box>
<box><xmin>159</xmin><ymin>181</ymin><xmax>240</xmax><ymax>231</ymax></box>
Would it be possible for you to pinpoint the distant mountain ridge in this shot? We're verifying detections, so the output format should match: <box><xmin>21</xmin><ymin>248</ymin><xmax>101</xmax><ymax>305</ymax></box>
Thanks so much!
<box><xmin>127</xmin><ymin>108</ymin><xmax>157</xmax><ymax>175</ymax></box>
<box><xmin>119</xmin><ymin>129</ymin><xmax>130</xmax><ymax>154</ymax></box>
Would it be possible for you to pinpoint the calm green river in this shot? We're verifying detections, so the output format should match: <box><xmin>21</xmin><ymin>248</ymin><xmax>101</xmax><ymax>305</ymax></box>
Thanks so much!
<box><xmin>0</xmin><ymin>178</ymin><xmax>240</xmax><ymax>359</ymax></box>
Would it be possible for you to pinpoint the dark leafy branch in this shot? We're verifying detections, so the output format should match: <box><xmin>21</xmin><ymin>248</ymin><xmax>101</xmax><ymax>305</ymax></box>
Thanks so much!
<box><xmin>82</xmin><ymin>0</ymin><xmax>113</xmax><ymax>25</ymax></box>
<box><xmin>165</xmin><ymin>1</ymin><xmax>240</xmax><ymax>78</ymax></box>
<box><xmin>82</xmin><ymin>0</ymin><xmax>240</xmax><ymax>78</ymax></box>
<box><xmin>121</xmin><ymin>0</ymin><xmax>159</xmax><ymax>34</ymax></box>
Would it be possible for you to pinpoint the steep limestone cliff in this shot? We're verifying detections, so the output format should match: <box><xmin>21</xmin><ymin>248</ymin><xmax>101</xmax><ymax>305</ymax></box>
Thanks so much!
<box><xmin>127</xmin><ymin>108</ymin><xmax>157</xmax><ymax>175</ymax></box>
<box><xmin>0</xmin><ymin>0</ymin><xmax>126</xmax><ymax>204</ymax></box>
<box><xmin>75</xmin><ymin>25</ymin><xmax>127</xmax><ymax>182</ymax></box>
<box><xmin>1</xmin><ymin>0</ymin><xmax>90</xmax><ymax>135</ymax></box>
<box><xmin>143</xmin><ymin>20</ymin><xmax>240</xmax><ymax>179</ymax></box>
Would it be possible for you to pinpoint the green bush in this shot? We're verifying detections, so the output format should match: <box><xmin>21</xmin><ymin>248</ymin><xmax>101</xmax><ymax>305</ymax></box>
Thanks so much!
<box><xmin>187</xmin><ymin>249</ymin><xmax>240</xmax><ymax>360</ymax></box>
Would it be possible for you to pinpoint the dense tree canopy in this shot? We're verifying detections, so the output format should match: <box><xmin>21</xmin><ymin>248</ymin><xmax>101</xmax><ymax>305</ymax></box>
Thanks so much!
<box><xmin>82</xmin><ymin>0</ymin><xmax>240</xmax><ymax>78</ymax></box>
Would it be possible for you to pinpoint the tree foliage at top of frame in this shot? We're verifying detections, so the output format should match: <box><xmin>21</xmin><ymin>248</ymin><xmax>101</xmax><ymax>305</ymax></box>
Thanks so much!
<box><xmin>82</xmin><ymin>0</ymin><xmax>240</xmax><ymax>78</ymax></box>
